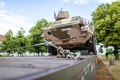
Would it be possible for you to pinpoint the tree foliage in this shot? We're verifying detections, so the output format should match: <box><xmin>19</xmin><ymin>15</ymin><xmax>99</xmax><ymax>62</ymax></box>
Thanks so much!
<box><xmin>105</xmin><ymin>47</ymin><xmax>113</xmax><ymax>59</ymax></box>
<box><xmin>1</xmin><ymin>28</ymin><xmax>27</xmax><ymax>56</ymax></box>
<box><xmin>106</xmin><ymin>47</ymin><xmax>113</xmax><ymax>55</ymax></box>
<box><xmin>15</xmin><ymin>28</ymin><xmax>27</xmax><ymax>56</ymax></box>
<box><xmin>92</xmin><ymin>1</ymin><xmax>120</xmax><ymax>59</ymax></box>
<box><xmin>27</xmin><ymin>19</ymin><xmax>51</xmax><ymax>55</ymax></box>
<box><xmin>99</xmin><ymin>45</ymin><xmax>103</xmax><ymax>54</ymax></box>
<box><xmin>1</xmin><ymin>19</ymin><xmax>51</xmax><ymax>56</ymax></box>
<box><xmin>1</xmin><ymin>30</ymin><xmax>15</xmax><ymax>55</ymax></box>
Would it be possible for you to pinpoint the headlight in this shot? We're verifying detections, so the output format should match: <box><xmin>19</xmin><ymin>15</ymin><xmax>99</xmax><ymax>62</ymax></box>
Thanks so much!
<box><xmin>47</xmin><ymin>31</ymin><xmax>52</xmax><ymax>35</ymax></box>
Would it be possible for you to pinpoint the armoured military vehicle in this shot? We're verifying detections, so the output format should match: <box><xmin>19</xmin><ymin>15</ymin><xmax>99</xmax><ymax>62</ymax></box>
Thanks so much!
<box><xmin>43</xmin><ymin>10</ymin><xmax>96</xmax><ymax>55</ymax></box>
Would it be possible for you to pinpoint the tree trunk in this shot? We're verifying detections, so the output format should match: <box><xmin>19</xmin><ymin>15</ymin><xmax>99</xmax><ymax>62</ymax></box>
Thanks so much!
<box><xmin>106</xmin><ymin>53</ymin><xmax>108</xmax><ymax>59</ymax></box>
<box><xmin>114</xmin><ymin>46</ymin><xmax>119</xmax><ymax>60</ymax></box>
<box><xmin>38</xmin><ymin>53</ymin><xmax>40</xmax><ymax>56</ymax></box>
<box><xmin>114</xmin><ymin>53</ymin><xmax>119</xmax><ymax>60</ymax></box>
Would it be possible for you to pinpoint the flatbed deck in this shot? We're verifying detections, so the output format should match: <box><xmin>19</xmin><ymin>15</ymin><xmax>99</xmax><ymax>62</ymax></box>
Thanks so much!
<box><xmin>0</xmin><ymin>56</ymin><xmax>96</xmax><ymax>80</ymax></box>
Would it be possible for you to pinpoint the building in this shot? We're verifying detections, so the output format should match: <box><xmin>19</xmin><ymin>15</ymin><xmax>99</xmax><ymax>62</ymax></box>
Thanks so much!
<box><xmin>0</xmin><ymin>35</ymin><xmax>5</xmax><ymax>49</ymax></box>
<box><xmin>0</xmin><ymin>35</ymin><xmax>5</xmax><ymax>44</ymax></box>
<box><xmin>0</xmin><ymin>35</ymin><xmax>5</xmax><ymax>41</ymax></box>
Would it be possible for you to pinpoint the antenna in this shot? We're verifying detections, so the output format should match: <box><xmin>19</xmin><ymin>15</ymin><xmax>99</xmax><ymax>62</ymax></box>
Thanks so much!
<box><xmin>61</xmin><ymin>8</ymin><xmax>63</xmax><ymax>11</ymax></box>
<box><xmin>54</xmin><ymin>12</ymin><xmax>56</xmax><ymax>20</ymax></box>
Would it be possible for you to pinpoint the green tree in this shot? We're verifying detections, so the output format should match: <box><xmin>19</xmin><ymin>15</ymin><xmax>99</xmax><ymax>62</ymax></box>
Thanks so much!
<box><xmin>28</xmin><ymin>19</ymin><xmax>51</xmax><ymax>56</ymax></box>
<box><xmin>1</xmin><ymin>28</ymin><xmax>27</xmax><ymax>57</ymax></box>
<box><xmin>1</xmin><ymin>30</ymin><xmax>15</xmax><ymax>56</ymax></box>
<box><xmin>92</xmin><ymin>1</ymin><xmax>120</xmax><ymax>60</ymax></box>
<box><xmin>106</xmin><ymin>47</ymin><xmax>113</xmax><ymax>59</ymax></box>
<box><xmin>99</xmin><ymin>45</ymin><xmax>103</xmax><ymax>54</ymax></box>
<box><xmin>15</xmin><ymin>28</ymin><xmax>27</xmax><ymax>56</ymax></box>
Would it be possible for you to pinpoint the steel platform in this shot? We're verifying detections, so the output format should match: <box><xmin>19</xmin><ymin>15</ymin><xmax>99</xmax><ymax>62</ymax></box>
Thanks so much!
<box><xmin>0</xmin><ymin>56</ymin><xmax>97</xmax><ymax>80</ymax></box>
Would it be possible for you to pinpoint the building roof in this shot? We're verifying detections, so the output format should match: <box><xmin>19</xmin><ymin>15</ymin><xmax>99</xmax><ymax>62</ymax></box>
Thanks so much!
<box><xmin>0</xmin><ymin>35</ymin><xmax>5</xmax><ymax>41</ymax></box>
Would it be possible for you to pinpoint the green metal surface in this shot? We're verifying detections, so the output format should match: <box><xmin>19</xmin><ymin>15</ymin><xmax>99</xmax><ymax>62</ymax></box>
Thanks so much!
<box><xmin>15</xmin><ymin>56</ymin><xmax>97</xmax><ymax>80</ymax></box>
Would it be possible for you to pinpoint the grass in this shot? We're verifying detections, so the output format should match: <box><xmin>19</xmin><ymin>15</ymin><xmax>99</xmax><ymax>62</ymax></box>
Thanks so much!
<box><xmin>99</xmin><ymin>54</ymin><xmax>120</xmax><ymax>80</ymax></box>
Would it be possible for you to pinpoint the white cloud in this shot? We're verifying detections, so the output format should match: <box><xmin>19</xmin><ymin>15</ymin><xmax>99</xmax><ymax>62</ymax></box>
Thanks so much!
<box><xmin>63</xmin><ymin>0</ymin><xmax>120</xmax><ymax>5</ymax></box>
<box><xmin>96</xmin><ymin>0</ymin><xmax>120</xmax><ymax>4</ymax></box>
<box><xmin>74</xmin><ymin>0</ymin><xmax>89</xmax><ymax>5</ymax></box>
<box><xmin>0</xmin><ymin>1</ymin><xmax>5</xmax><ymax>8</ymax></box>
<box><xmin>63</xmin><ymin>0</ymin><xmax>89</xmax><ymax>5</ymax></box>
<box><xmin>0</xmin><ymin>10</ymin><xmax>34</xmax><ymax>35</ymax></box>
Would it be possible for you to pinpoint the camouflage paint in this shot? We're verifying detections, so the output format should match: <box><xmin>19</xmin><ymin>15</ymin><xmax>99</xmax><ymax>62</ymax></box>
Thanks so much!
<box><xmin>51</xmin><ymin>25</ymin><xmax>71</xmax><ymax>42</ymax></box>
<box><xmin>43</xmin><ymin>12</ymin><xmax>95</xmax><ymax>49</ymax></box>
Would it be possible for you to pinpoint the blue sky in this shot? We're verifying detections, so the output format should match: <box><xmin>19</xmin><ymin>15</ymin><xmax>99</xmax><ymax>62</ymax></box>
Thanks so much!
<box><xmin>0</xmin><ymin>0</ymin><xmax>119</xmax><ymax>35</ymax></box>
